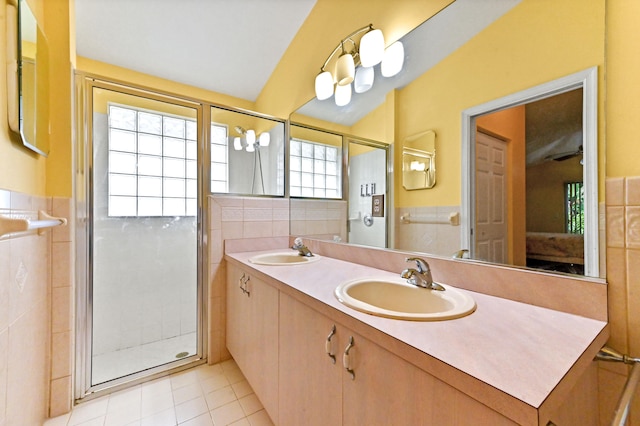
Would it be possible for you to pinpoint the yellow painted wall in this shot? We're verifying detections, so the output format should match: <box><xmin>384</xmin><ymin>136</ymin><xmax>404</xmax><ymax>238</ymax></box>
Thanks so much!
<box><xmin>290</xmin><ymin>125</ymin><xmax>342</xmax><ymax>148</ymax></box>
<box><xmin>394</xmin><ymin>0</ymin><xmax>605</xmax><ymax>209</ymax></box>
<box><xmin>476</xmin><ymin>107</ymin><xmax>526</xmax><ymax>266</ymax></box>
<box><xmin>606</xmin><ymin>0</ymin><xmax>640</xmax><ymax>177</ymax></box>
<box><xmin>0</xmin><ymin>1</ymin><xmax>47</xmax><ymax>195</ymax></box>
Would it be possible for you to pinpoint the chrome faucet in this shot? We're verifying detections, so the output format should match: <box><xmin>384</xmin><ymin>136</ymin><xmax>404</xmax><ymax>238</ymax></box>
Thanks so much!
<box><xmin>401</xmin><ymin>257</ymin><xmax>445</xmax><ymax>291</ymax></box>
<box><xmin>292</xmin><ymin>237</ymin><xmax>314</xmax><ymax>257</ymax></box>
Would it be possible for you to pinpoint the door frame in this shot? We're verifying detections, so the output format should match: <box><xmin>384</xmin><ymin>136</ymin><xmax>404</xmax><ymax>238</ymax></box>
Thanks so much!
<box><xmin>461</xmin><ymin>66</ymin><xmax>600</xmax><ymax>277</ymax></box>
<box><xmin>74</xmin><ymin>74</ymin><xmax>208</xmax><ymax>400</ymax></box>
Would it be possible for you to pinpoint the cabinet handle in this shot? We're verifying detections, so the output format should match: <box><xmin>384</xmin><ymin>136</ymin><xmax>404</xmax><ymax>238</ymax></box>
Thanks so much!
<box><xmin>239</xmin><ymin>274</ymin><xmax>250</xmax><ymax>297</ymax></box>
<box><xmin>243</xmin><ymin>275</ymin><xmax>250</xmax><ymax>297</ymax></box>
<box><xmin>325</xmin><ymin>325</ymin><xmax>337</xmax><ymax>364</ymax></box>
<box><xmin>343</xmin><ymin>336</ymin><xmax>355</xmax><ymax>380</ymax></box>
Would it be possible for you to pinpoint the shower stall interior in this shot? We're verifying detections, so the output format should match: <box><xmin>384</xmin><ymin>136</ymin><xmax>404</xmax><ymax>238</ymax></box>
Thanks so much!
<box><xmin>76</xmin><ymin>78</ymin><xmax>205</xmax><ymax>398</ymax></box>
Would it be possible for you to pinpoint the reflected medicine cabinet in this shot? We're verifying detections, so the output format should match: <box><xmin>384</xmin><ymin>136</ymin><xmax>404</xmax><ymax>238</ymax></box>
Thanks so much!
<box><xmin>403</xmin><ymin>130</ymin><xmax>436</xmax><ymax>190</ymax></box>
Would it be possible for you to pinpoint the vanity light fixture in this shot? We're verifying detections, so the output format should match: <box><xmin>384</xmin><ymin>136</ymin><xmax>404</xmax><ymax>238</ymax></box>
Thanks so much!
<box><xmin>234</xmin><ymin>126</ymin><xmax>270</xmax><ymax>152</ymax></box>
<box><xmin>314</xmin><ymin>24</ymin><xmax>404</xmax><ymax>106</ymax></box>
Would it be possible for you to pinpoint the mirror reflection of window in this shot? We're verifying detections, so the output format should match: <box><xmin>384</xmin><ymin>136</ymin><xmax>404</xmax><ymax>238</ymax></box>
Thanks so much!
<box><xmin>290</xmin><ymin>139</ymin><xmax>341</xmax><ymax>198</ymax></box>
<box><xmin>289</xmin><ymin>125</ymin><xmax>343</xmax><ymax>199</ymax></box>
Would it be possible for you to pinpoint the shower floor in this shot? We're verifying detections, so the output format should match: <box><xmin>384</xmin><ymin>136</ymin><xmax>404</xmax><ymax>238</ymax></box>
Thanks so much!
<box><xmin>92</xmin><ymin>332</ymin><xmax>197</xmax><ymax>385</ymax></box>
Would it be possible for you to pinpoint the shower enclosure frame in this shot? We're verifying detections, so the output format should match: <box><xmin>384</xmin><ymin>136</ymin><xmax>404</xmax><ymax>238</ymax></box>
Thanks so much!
<box><xmin>74</xmin><ymin>74</ymin><xmax>210</xmax><ymax>401</ymax></box>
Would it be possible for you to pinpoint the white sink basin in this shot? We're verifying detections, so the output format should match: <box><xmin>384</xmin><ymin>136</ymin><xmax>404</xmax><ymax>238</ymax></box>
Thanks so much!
<box><xmin>249</xmin><ymin>252</ymin><xmax>320</xmax><ymax>266</ymax></box>
<box><xmin>334</xmin><ymin>277</ymin><xmax>476</xmax><ymax>321</ymax></box>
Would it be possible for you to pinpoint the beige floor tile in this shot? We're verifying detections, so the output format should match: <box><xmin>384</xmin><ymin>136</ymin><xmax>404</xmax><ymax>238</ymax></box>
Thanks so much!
<box><xmin>68</xmin><ymin>397</ymin><xmax>109</xmax><ymax>425</ymax></box>
<box><xmin>195</xmin><ymin>363</ymin><xmax>224</xmax><ymax>380</ymax></box>
<box><xmin>170</xmin><ymin>370</ymin><xmax>199</xmax><ymax>390</ymax></box>
<box><xmin>210</xmin><ymin>401</ymin><xmax>245</xmax><ymax>426</ymax></box>
<box><xmin>231</xmin><ymin>380</ymin><xmax>252</xmax><ymax>399</ymax></box>
<box><xmin>175</xmin><ymin>396</ymin><xmax>208</xmax><ymax>424</ymax></box>
<box><xmin>141</xmin><ymin>389</ymin><xmax>174</xmax><ymax>418</ymax></box>
<box><xmin>51</xmin><ymin>359</ymin><xmax>259</xmax><ymax>426</ymax></box>
<box><xmin>238</xmin><ymin>393</ymin><xmax>262</xmax><ymax>416</ymax></box>
<box><xmin>205</xmin><ymin>386</ymin><xmax>237</xmax><ymax>410</ymax></box>
<box><xmin>104</xmin><ymin>405</ymin><xmax>141</xmax><ymax>426</ymax></box>
<box><xmin>43</xmin><ymin>413</ymin><xmax>71</xmax><ymax>426</ymax></box>
<box><xmin>140</xmin><ymin>407</ymin><xmax>177</xmax><ymax>426</ymax></box>
<box><xmin>75</xmin><ymin>416</ymin><xmax>106</xmax><ymax>426</ymax></box>
<box><xmin>172</xmin><ymin>382</ymin><xmax>203</xmax><ymax>405</ymax></box>
<box><xmin>199</xmin><ymin>372</ymin><xmax>229</xmax><ymax>393</ymax></box>
<box><xmin>179</xmin><ymin>412</ymin><xmax>214</xmax><ymax>426</ymax></box>
<box><xmin>246</xmin><ymin>409</ymin><xmax>274</xmax><ymax>426</ymax></box>
<box><xmin>224</xmin><ymin>367</ymin><xmax>246</xmax><ymax>385</ymax></box>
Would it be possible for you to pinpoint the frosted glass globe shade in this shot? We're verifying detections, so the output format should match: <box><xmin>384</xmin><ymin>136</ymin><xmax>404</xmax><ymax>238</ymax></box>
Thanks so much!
<box><xmin>354</xmin><ymin>66</ymin><xmax>374</xmax><ymax>93</ymax></box>
<box><xmin>246</xmin><ymin>129</ymin><xmax>256</xmax><ymax>146</ymax></box>
<box><xmin>359</xmin><ymin>29</ymin><xmax>385</xmax><ymax>67</ymax></box>
<box><xmin>259</xmin><ymin>132</ymin><xmax>270</xmax><ymax>147</ymax></box>
<box><xmin>315</xmin><ymin>71</ymin><xmax>334</xmax><ymax>100</ymax></box>
<box><xmin>335</xmin><ymin>83</ymin><xmax>352</xmax><ymax>106</ymax></box>
<box><xmin>335</xmin><ymin>53</ymin><xmax>355</xmax><ymax>86</ymax></box>
<box><xmin>381</xmin><ymin>41</ymin><xmax>405</xmax><ymax>77</ymax></box>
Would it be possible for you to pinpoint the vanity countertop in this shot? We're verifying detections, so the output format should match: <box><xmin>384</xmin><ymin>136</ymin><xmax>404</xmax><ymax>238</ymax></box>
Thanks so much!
<box><xmin>225</xmin><ymin>248</ymin><xmax>608</xmax><ymax>421</ymax></box>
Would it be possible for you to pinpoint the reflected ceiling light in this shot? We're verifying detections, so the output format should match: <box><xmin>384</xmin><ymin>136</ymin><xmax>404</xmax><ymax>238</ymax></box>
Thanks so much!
<box><xmin>314</xmin><ymin>24</ymin><xmax>403</xmax><ymax>106</ymax></box>
<box><xmin>354</xmin><ymin>66</ymin><xmax>374</xmax><ymax>93</ymax></box>
<box><xmin>234</xmin><ymin>126</ymin><xmax>267</xmax><ymax>152</ymax></box>
<box><xmin>259</xmin><ymin>132</ymin><xmax>270</xmax><ymax>147</ymax></box>
<box><xmin>335</xmin><ymin>83</ymin><xmax>352</xmax><ymax>106</ymax></box>
<box><xmin>233</xmin><ymin>137</ymin><xmax>242</xmax><ymax>151</ymax></box>
<box><xmin>245</xmin><ymin>129</ymin><xmax>256</xmax><ymax>146</ymax></box>
<box><xmin>381</xmin><ymin>41</ymin><xmax>404</xmax><ymax>78</ymax></box>
<box><xmin>359</xmin><ymin>29</ymin><xmax>384</xmax><ymax>67</ymax></box>
<box><xmin>315</xmin><ymin>71</ymin><xmax>334</xmax><ymax>100</ymax></box>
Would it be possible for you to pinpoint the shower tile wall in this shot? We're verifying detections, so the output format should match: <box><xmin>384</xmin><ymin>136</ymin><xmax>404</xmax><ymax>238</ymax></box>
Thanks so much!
<box><xmin>394</xmin><ymin>205</ymin><xmax>461</xmax><ymax>256</ymax></box>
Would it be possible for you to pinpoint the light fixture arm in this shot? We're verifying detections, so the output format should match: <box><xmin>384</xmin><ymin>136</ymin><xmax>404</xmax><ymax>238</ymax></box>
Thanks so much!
<box><xmin>319</xmin><ymin>24</ymin><xmax>373</xmax><ymax>72</ymax></box>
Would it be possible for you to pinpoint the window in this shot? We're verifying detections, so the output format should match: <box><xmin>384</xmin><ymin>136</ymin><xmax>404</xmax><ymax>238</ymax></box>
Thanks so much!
<box><xmin>565</xmin><ymin>182</ymin><xmax>584</xmax><ymax>234</ymax></box>
<box><xmin>290</xmin><ymin>139</ymin><xmax>341</xmax><ymax>198</ymax></box>
<box><xmin>107</xmin><ymin>104</ymin><xmax>199</xmax><ymax>217</ymax></box>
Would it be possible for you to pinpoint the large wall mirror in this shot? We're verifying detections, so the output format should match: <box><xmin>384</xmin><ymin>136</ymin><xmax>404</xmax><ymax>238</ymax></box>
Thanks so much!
<box><xmin>5</xmin><ymin>0</ymin><xmax>49</xmax><ymax>156</ymax></box>
<box><xmin>290</xmin><ymin>0</ymin><xmax>605</xmax><ymax>279</ymax></box>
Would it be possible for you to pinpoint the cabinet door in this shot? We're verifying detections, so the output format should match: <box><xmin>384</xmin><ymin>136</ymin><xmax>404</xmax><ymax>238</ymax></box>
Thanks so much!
<box><xmin>244</xmin><ymin>272</ymin><xmax>279</xmax><ymax>422</ymax></box>
<box><xmin>341</xmin><ymin>331</ymin><xmax>517</xmax><ymax>425</ymax></box>
<box><xmin>341</xmin><ymin>330</ymin><xmax>434</xmax><ymax>425</ymax></box>
<box><xmin>226</xmin><ymin>263</ymin><xmax>248</xmax><ymax>364</ymax></box>
<box><xmin>279</xmin><ymin>292</ymin><xmax>342</xmax><ymax>426</ymax></box>
<box><xmin>226</xmin><ymin>264</ymin><xmax>279</xmax><ymax>423</ymax></box>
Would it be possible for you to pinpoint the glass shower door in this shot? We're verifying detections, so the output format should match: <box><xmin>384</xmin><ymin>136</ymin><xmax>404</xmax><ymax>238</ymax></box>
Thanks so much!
<box><xmin>88</xmin><ymin>84</ymin><xmax>202</xmax><ymax>388</ymax></box>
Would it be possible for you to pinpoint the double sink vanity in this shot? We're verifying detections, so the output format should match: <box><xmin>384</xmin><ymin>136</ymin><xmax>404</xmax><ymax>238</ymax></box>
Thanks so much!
<box><xmin>224</xmin><ymin>236</ymin><xmax>608</xmax><ymax>426</ymax></box>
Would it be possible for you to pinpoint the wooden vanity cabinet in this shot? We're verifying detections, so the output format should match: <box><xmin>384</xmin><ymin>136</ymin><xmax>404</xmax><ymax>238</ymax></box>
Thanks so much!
<box><xmin>278</xmin><ymin>292</ymin><xmax>516</xmax><ymax>426</ymax></box>
<box><xmin>228</xmin><ymin>260</ymin><xmax>598</xmax><ymax>426</ymax></box>
<box><xmin>226</xmin><ymin>263</ymin><xmax>279</xmax><ymax>423</ymax></box>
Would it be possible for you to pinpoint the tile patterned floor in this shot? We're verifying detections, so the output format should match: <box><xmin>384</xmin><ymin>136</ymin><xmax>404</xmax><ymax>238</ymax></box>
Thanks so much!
<box><xmin>44</xmin><ymin>360</ymin><xmax>274</xmax><ymax>426</ymax></box>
